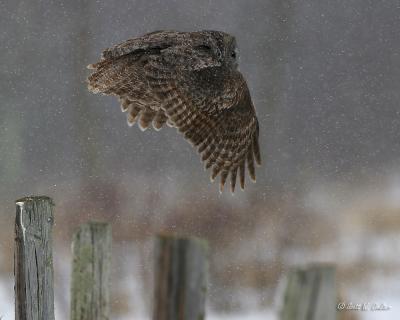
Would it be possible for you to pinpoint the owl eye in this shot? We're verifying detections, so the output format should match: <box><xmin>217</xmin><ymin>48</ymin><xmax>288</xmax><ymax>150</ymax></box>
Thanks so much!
<box><xmin>231</xmin><ymin>50</ymin><xmax>236</xmax><ymax>58</ymax></box>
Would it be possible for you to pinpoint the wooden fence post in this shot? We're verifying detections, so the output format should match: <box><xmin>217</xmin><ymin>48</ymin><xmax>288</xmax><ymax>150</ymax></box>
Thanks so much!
<box><xmin>70</xmin><ymin>222</ymin><xmax>112</xmax><ymax>320</ymax></box>
<box><xmin>279</xmin><ymin>264</ymin><xmax>336</xmax><ymax>320</ymax></box>
<box><xmin>153</xmin><ymin>234</ymin><xmax>208</xmax><ymax>320</ymax></box>
<box><xmin>14</xmin><ymin>196</ymin><xmax>55</xmax><ymax>320</ymax></box>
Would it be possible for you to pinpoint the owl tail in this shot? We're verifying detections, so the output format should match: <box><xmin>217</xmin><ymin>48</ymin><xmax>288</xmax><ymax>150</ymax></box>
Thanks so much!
<box><xmin>87</xmin><ymin>55</ymin><xmax>137</xmax><ymax>95</ymax></box>
<box><xmin>86</xmin><ymin>60</ymin><xmax>115</xmax><ymax>94</ymax></box>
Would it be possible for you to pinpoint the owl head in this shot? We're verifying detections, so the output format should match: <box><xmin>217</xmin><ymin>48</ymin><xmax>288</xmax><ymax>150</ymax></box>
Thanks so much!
<box><xmin>195</xmin><ymin>30</ymin><xmax>239</xmax><ymax>70</ymax></box>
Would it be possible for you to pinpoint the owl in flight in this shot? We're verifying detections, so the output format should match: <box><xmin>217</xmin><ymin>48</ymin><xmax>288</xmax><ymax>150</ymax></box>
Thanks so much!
<box><xmin>87</xmin><ymin>30</ymin><xmax>261</xmax><ymax>192</ymax></box>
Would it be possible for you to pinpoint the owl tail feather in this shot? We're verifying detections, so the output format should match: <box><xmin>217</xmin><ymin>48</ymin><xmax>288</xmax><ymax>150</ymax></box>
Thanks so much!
<box><xmin>239</xmin><ymin>161</ymin><xmax>245</xmax><ymax>190</ymax></box>
<box><xmin>253</xmin><ymin>136</ymin><xmax>261</xmax><ymax>166</ymax></box>
<box><xmin>230</xmin><ymin>167</ymin><xmax>238</xmax><ymax>193</ymax></box>
<box><xmin>87</xmin><ymin>56</ymin><xmax>137</xmax><ymax>95</ymax></box>
<box><xmin>247</xmin><ymin>145</ymin><xmax>256</xmax><ymax>182</ymax></box>
<box><xmin>219</xmin><ymin>170</ymin><xmax>229</xmax><ymax>193</ymax></box>
<box><xmin>86</xmin><ymin>60</ymin><xmax>115</xmax><ymax>94</ymax></box>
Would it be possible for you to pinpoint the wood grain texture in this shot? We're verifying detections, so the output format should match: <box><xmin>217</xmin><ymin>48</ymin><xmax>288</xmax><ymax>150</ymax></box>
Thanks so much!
<box><xmin>279</xmin><ymin>264</ymin><xmax>336</xmax><ymax>320</ymax></box>
<box><xmin>14</xmin><ymin>196</ymin><xmax>55</xmax><ymax>320</ymax></box>
<box><xmin>153</xmin><ymin>234</ymin><xmax>208</xmax><ymax>320</ymax></box>
<box><xmin>70</xmin><ymin>222</ymin><xmax>112</xmax><ymax>320</ymax></box>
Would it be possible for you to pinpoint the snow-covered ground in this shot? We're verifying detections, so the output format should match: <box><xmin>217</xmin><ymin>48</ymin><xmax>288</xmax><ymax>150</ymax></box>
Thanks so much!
<box><xmin>1</xmin><ymin>272</ymin><xmax>399</xmax><ymax>320</ymax></box>
<box><xmin>208</xmin><ymin>310</ymin><xmax>276</xmax><ymax>320</ymax></box>
<box><xmin>0</xmin><ymin>278</ymin><xmax>13</xmax><ymax>320</ymax></box>
<box><xmin>2</xmin><ymin>183</ymin><xmax>400</xmax><ymax>319</ymax></box>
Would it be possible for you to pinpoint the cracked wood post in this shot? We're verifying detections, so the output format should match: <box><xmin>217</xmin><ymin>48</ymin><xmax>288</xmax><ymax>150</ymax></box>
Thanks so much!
<box><xmin>14</xmin><ymin>196</ymin><xmax>55</xmax><ymax>320</ymax></box>
<box><xmin>279</xmin><ymin>264</ymin><xmax>336</xmax><ymax>320</ymax></box>
<box><xmin>153</xmin><ymin>234</ymin><xmax>208</xmax><ymax>320</ymax></box>
<box><xmin>70</xmin><ymin>222</ymin><xmax>112</xmax><ymax>320</ymax></box>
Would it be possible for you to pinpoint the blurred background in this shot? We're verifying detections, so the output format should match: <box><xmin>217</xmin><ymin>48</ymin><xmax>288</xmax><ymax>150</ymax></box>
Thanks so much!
<box><xmin>1</xmin><ymin>0</ymin><xmax>399</xmax><ymax>319</ymax></box>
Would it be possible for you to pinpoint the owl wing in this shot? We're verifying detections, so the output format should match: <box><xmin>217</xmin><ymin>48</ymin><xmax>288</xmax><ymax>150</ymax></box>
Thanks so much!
<box><xmin>88</xmin><ymin>32</ymin><xmax>222</xmax><ymax>130</ymax></box>
<box><xmin>100</xmin><ymin>30</ymin><xmax>181</xmax><ymax>60</ymax></box>
<box><xmin>143</xmin><ymin>56</ymin><xmax>261</xmax><ymax>192</ymax></box>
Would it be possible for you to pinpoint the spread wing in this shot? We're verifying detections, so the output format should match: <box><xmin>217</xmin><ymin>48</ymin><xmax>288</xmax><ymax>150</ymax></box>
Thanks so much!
<box><xmin>87</xmin><ymin>33</ymin><xmax>260</xmax><ymax>192</ymax></box>
<box><xmin>144</xmin><ymin>57</ymin><xmax>261</xmax><ymax>192</ymax></box>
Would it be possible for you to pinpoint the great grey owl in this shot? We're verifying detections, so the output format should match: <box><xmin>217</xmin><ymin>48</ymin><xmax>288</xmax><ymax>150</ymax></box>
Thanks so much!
<box><xmin>87</xmin><ymin>30</ymin><xmax>261</xmax><ymax>192</ymax></box>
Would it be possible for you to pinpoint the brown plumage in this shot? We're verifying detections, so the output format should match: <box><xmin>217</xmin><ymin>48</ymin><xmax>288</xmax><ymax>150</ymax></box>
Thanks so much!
<box><xmin>87</xmin><ymin>30</ymin><xmax>261</xmax><ymax>192</ymax></box>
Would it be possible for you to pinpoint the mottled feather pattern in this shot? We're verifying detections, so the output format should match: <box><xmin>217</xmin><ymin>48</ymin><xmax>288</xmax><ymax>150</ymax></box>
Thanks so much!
<box><xmin>87</xmin><ymin>30</ymin><xmax>261</xmax><ymax>192</ymax></box>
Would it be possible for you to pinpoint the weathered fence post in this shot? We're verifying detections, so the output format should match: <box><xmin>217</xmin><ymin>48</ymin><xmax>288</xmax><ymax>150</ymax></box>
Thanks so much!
<box><xmin>70</xmin><ymin>222</ymin><xmax>112</xmax><ymax>320</ymax></box>
<box><xmin>153</xmin><ymin>234</ymin><xmax>208</xmax><ymax>320</ymax></box>
<box><xmin>279</xmin><ymin>264</ymin><xmax>336</xmax><ymax>320</ymax></box>
<box><xmin>14</xmin><ymin>196</ymin><xmax>55</xmax><ymax>320</ymax></box>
